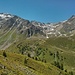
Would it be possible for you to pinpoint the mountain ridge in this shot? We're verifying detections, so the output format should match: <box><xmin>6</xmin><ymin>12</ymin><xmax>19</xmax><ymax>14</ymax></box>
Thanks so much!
<box><xmin>0</xmin><ymin>13</ymin><xmax>75</xmax><ymax>49</ymax></box>
<box><xmin>0</xmin><ymin>13</ymin><xmax>75</xmax><ymax>75</ymax></box>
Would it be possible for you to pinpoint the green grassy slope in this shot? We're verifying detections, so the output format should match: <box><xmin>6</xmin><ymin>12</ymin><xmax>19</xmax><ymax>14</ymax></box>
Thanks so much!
<box><xmin>0</xmin><ymin>50</ymin><xmax>66</xmax><ymax>75</ymax></box>
<box><xmin>5</xmin><ymin>37</ymin><xmax>75</xmax><ymax>75</ymax></box>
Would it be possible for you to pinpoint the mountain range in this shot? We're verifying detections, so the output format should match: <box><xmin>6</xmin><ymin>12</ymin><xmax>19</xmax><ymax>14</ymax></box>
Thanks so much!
<box><xmin>0</xmin><ymin>13</ymin><xmax>75</xmax><ymax>75</ymax></box>
<box><xmin>0</xmin><ymin>13</ymin><xmax>75</xmax><ymax>49</ymax></box>
<box><xmin>0</xmin><ymin>13</ymin><xmax>75</xmax><ymax>38</ymax></box>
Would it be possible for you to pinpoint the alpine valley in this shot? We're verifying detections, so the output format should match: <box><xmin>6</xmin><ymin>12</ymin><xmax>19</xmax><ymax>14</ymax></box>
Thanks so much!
<box><xmin>0</xmin><ymin>13</ymin><xmax>75</xmax><ymax>75</ymax></box>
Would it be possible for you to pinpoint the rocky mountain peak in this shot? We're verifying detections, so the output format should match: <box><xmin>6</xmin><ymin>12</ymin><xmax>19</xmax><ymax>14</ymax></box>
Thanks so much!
<box><xmin>71</xmin><ymin>15</ymin><xmax>75</xmax><ymax>18</ymax></box>
<box><xmin>0</xmin><ymin>13</ymin><xmax>14</xmax><ymax>19</ymax></box>
<box><xmin>67</xmin><ymin>15</ymin><xmax>75</xmax><ymax>22</ymax></box>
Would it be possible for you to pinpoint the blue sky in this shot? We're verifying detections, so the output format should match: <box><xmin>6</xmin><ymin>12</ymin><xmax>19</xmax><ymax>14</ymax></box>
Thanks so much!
<box><xmin>0</xmin><ymin>0</ymin><xmax>75</xmax><ymax>23</ymax></box>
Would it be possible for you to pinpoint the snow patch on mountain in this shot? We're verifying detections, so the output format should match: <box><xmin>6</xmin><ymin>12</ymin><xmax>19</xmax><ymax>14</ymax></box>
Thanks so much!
<box><xmin>0</xmin><ymin>13</ymin><xmax>13</xmax><ymax>19</ymax></box>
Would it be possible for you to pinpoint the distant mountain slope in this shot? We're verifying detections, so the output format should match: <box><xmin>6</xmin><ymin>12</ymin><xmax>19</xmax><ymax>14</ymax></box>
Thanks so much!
<box><xmin>0</xmin><ymin>13</ymin><xmax>75</xmax><ymax>75</ymax></box>
<box><xmin>0</xmin><ymin>13</ymin><xmax>75</xmax><ymax>49</ymax></box>
<box><xmin>0</xmin><ymin>13</ymin><xmax>44</xmax><ymax>49</ymax></box>
<box><xmin>0</xmin><ymin>13</ymin><xmax>43</xmax><ymax>36</ymax></box>
<box><xmin>59</xmin><ymin>15</ymin><xmax>75</xmax><ymax>34</ymax></box>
